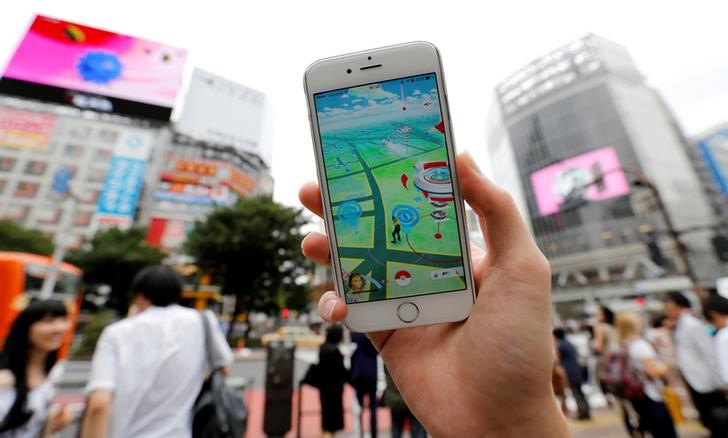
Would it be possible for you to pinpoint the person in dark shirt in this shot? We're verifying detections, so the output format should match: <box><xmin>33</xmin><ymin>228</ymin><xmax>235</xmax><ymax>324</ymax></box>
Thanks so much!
<box><xmin>317</xmin><ymin>325</ymin><xmax>349</xmax><ymax>437</ymax></box>
<box><xmin>351</xmin><ymin>332</ymin><xmax>379</xmax><ymax>438</ymax></box>
<box><xmin>554</xmin><ymin>328</ymin><xmax>591</xmax><ymax>420</ymax></box>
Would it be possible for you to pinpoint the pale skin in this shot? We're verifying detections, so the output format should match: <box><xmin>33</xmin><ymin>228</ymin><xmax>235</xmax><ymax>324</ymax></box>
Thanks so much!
<box><xmin>300</xmin><ymin>152</ymin><xmax>570</xmax><ymax>437</ymax></box>
<box><xmin>0</xmin><ymin>315</ymin><xmax>72</xmax><ymax>436</ymax></box>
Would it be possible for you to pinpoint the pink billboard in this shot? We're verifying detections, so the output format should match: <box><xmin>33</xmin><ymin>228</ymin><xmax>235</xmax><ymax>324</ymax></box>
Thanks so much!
<box><xmin>530</xmin><ymin>146</ymin><xmax>630</xmax><ymax>216</ymax></box>
<box><xmin>2</xmin><ymin>15</ymin><xmax>187</xmax><ymax>108</ymax></box>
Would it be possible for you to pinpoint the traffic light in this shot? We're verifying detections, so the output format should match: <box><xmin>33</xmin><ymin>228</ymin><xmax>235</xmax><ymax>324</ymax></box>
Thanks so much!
<box><xmin>281</xmin><ymin>308</ymin><xmax>290</xmax><ymax>319</ymax></box>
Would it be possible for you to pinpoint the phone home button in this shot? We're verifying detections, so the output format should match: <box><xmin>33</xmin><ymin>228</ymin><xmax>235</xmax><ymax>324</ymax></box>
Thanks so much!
<box><xmin>396</xmin><ymin>302</ymin><xmax>419</xmax><ymax>323</ymax></box>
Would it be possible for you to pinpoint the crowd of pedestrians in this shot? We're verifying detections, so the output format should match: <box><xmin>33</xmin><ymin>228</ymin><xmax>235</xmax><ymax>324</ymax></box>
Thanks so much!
<box><xmin>553</xmin><ymin>291</ymin><xmax>728</xmax><ymax>438</ymax></box>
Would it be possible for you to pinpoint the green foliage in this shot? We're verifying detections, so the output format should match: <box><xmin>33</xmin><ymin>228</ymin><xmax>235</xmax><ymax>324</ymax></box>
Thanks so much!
<box><xmin>73</xmin><ymin>311</ymin><xmax>115</xmax><ymax>359</ymax></box>
<box><xmin>0</xmin><ymin>220</ymin><xmax>54</xmax><ymax>256</ymax></box>
<box><xmin>68</xmin><ymin>228</ymin><xmax>165</xmax><ymax>315</ymax></box>
<box><xmin>185</xmin><ymin>196</ymin><xmax>312</xmax><ymax>314</ymax></box>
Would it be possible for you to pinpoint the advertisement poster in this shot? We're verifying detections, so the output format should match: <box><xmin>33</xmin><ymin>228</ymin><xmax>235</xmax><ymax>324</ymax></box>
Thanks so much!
<box><xmin>0</xmin><ymin>107</ymin><xmax>57</xmax><ymax>151</ymax></box>
<box><xmin>176</xmin><ymin>68</ymin><xmax>271</xmax><ymax>165</ymax></box>
<box><xmin>94</xmin><ymin>129</ymin><xmax>154</xmax><ymax>228</ymax></box>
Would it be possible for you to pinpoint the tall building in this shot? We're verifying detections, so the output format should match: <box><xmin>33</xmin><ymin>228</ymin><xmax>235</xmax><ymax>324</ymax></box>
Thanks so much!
<box><xmin>139</xmin><ymin>131</ymin><xmax>273</xmax><ymax>251</ymax></box>
<box><xmin>486</xmin><ymin>34</ymin><xmax>723</xmax><ymax>311</ymax></box>
<box><xmin>0</xmin><ymin>96</ymin><xmax>163</xmax><ymax>248</ymax></box>
<box><xmin>0</xmin><ymin>16</ymin><xmax>274</xmax><ymax>254</ymax></box>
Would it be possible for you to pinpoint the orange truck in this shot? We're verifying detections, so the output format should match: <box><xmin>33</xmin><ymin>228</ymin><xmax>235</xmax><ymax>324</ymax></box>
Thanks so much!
<box><xmin>0</xmin><ymin>252</ymin><xmax>83</xmax><ymax>357</ymax></box>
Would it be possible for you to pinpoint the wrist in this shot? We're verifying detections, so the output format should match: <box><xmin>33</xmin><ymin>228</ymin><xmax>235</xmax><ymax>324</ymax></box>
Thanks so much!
<box><xmin>478</xmin><ymin>397</ymin><xmax>570</xmax><ymax>438</ymax></box>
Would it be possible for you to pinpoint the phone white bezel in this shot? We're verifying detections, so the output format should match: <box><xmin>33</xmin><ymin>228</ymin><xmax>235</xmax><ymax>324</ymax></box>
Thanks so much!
<box><xmin>304</xmin><ymin>41</ymin><xmax>475</xmax><ymax>332</ymax></box>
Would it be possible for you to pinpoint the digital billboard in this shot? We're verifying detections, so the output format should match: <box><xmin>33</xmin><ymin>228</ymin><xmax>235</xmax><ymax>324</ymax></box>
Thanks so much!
<box><xmin>530</xmin><ymin>146</ymin><xmax>630</xmax><ymax>216</ymax></box>
<box><xmin>0</xmin><ymin>15</ymin><xmax>187</xmax><ymax>121</ymax></box>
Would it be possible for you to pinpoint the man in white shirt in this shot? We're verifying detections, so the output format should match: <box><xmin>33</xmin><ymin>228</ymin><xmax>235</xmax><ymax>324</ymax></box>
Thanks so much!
<box><xmin>80</xmin><ymin>266</ymin><xmax>234</xmax><ymax>438</ymax></box>
<box><xmin>665</xmin><ymin>292</ymin><xmax>728</xmax><ymax>438</ymax></box>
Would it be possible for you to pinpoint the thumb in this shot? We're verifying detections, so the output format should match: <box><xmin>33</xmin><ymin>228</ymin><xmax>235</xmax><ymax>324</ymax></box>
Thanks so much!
<box><xmin>456</xmin><ymin>152</ymin><xmax>538</xmax><ymax>261</ymax></box>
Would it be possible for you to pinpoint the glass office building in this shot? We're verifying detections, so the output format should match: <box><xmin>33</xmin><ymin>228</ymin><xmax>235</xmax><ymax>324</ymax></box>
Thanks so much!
<box><xmin>487</xmin><ymin>35</ymin><xmax>723</xmax><ymax>308</ymax></box>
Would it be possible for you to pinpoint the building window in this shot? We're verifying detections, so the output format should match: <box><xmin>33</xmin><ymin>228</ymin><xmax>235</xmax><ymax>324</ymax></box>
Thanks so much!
<box><xmin>98</xmin><ymin>130</ymin><xmax>119</xmax><ymax>145</ymax></box>
<box><xmin>83</xmin><ymin>189</ymin><xmax>100</xmax><ymax>204</ymax></box>
<box><xmin>74</xmin><ymin>211</ymin><xmax>92</xmax><ymax>227</ymax></box>
<box><xmin>69</xmin><ymin>126</ymin><xmax>90</xmax><ymax>140</ymax></box>
<box><xmin>14</xmin><ymin>182</ymin><xmax>39</xmax><ymax>198</ymax></box>
<box><xmin>86</xmin><ymin>167</ymin><xmax>107</xmax><ymax>183</ymax></box>
<box><xmin>36</xmin><ymin>207</ymin><xmax>62</xmax><ymax>224</ymax></box>
<box><xmin>63</xmin><ymin>144</ymin><xmax>84</xmax><ymax>158</ymax></box>
<box><xmin>24</xmin><ymin>160</ymin><xmax>48</xmax><ymax>176</ymax></box>
<box><xmin>0</xmin><ymin>157</ymin><xmax>17</xmax><ymax>172</ymax></box>
<box><xmin>4</xmin><ymin>204</ymin><xmax>29</xmax><ymax>221</ymax></box>
<box><xmin>94</xmin><ymin>149</ymin><xmax>113</xmax><ymax>162</ymax></box>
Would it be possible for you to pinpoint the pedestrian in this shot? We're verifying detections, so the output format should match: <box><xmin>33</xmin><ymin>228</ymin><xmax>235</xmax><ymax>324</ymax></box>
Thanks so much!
<box><xmin>616</xmin><ymin>312</ymin><xmax>678</xmax><ymax>438</ymax></box>
<box><xmin>703</xmin><ymin>293</ymin><xmax>728</xmax><ymax>384</ymax></box>
<box><xmin>592</xmin><ymin>305</ymin><xmax>619</xmax><ymax>403</ymax></box>
<box><xmin>317</xmin><ymin>324</ymin><xmax>349</xmax><ymax>438</ymax></box>
<box><xmin>553</xmin><ymin>327</ymin><xmax>591</xmax><ymax>420</ymax></box>
<box><xmin>382</xmin><ymin>367</ymin><xmax>426</xmax><ymax>438</ymax></box>
<box><xmin>80</xmin><ymin>265</ymin><xmax>233</xmax><ymax>438</ymax></box>
<box><xmin>664</xmin><ymin>291</ymin><xmax>728</xmax><ymax>437</ymax></box>
<box><xmin>551</xmin><ymin>341</ymin><xmax>569</xmax><ymax>417</ymax></box>
<box><xmin>0</xmin><ymin>300</ymin><xmax>73</xmax><ymax>437</ymax></box>
<box><xmin>301</xmin><ymin>152</ymin><xmax>572</xmax><ymax>436</ymax></box>
<box><xmin>351</xmin><ymin>332</ymin><xmax>378</xmax><ymax>438</ymax></box>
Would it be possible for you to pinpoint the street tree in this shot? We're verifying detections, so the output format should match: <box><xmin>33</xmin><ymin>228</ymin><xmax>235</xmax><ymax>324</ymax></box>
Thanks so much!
<box><xmin>185</xmin><ymin>196</ymin><xmax>312</xmax><ymax>319</ymax></box>
<box><xmin>68</xmin><ymin>227</ymin><xmax>165</xmax><ymax>315</ymax></box>
<box><xmin>0</xmin><ymin>220</ymin><xmax>54</xmax><ymax>256</ymax></box>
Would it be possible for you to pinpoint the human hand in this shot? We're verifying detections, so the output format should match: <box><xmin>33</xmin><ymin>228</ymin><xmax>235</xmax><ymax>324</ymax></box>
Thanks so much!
<box><xmin>47</xmin><ymin>404</ymin><xmax>73</xmax><ymax>434</ymax></box>
<box><xmin>299</xmin><ymin>152</ymin><xmax>568</xmax><ymax>436</ymax></box>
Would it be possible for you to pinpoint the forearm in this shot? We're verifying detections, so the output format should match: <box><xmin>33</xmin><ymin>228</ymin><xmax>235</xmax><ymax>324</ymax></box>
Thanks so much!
<box><xmin>81</xmin><ymin>409</ymin><xmax>109</xmax><ymax>438</ymax></box>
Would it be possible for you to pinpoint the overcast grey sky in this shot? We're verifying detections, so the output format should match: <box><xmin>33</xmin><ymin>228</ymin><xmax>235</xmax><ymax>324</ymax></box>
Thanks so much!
<box><xmin>1</xmin><ymin>0</ymin><xmax>726</xmax><ymax>207</ymax></box>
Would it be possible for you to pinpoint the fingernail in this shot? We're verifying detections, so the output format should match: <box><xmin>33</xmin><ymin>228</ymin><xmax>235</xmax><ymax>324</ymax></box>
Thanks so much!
<box><xmin>323</xmin><ymin>297</ymin><xmax>337</xmax><ymax>320</ymax></box>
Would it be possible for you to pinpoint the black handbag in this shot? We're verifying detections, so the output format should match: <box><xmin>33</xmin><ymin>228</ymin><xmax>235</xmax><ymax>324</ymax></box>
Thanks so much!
<box><xmin>192</xmin><ymin>311</ymin><xmax>248</xmax><ymax>438</ymax></box>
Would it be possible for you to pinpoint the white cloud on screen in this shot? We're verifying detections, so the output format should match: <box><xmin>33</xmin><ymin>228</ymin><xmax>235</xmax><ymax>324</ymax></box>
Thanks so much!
<box><xmin>348</xmin><ymin>85</ymin><xmax>397</xmax><ymax>101</ymax></box>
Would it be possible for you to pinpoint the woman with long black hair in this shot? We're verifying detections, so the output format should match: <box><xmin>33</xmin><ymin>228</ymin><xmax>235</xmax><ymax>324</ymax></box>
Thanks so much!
<box><xmin>0</xmin><ymin>300</ymin><xmax>73</xmax><ymax>436</ymax></box>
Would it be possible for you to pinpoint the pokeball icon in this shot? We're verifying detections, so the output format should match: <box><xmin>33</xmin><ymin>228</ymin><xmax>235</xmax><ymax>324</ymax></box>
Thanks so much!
<box><xmin>394</xmin><ymin>270</ymin><xmax>412</xmax><ymax>287</ymax></box>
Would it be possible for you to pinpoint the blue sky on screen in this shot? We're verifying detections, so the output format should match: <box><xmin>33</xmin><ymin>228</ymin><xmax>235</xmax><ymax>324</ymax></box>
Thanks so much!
<box><xmin>315</xmin><ymin>73</ymin><xmax>441</xmax><ymax>131</ymax></box>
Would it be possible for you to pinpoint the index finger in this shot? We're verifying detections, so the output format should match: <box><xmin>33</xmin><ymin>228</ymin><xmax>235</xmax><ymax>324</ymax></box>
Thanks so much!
<box><xmin>299</xmin><ymin>181</ymin><xmax>323</xmax><ymax>218</ymax></box>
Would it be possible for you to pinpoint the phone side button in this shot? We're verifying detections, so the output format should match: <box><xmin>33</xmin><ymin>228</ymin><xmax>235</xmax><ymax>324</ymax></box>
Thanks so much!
<box><xmin>396</xmin><ymin>302</ymin><xmax>419</xmax><ymax>323</ymax></box>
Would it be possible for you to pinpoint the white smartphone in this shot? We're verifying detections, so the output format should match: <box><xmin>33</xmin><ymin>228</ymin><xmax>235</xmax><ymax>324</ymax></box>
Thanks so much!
<box><xmin>304</xmin><ymin>42</ymin><xmax>475</xmax><ymax>331</ymax></box>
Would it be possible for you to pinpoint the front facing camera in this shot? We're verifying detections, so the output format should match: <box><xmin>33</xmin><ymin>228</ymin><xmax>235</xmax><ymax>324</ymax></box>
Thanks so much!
<box><xmin>346</xmin><ymin>68</ymin><xmax>352</xmax><ymax>74</ymax></box>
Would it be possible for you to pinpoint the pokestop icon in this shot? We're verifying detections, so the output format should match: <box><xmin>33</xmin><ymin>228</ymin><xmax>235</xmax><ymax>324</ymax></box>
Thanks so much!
<box><xmin>394</xmin><ymin>270</ymin><xmax>412</xmax><ymax>287</ymax></box>
<box><xmin>337</xmin><ymin>201</ymin><xmax>362</xmax><ymax>226</ymax></box>
<box><xmin>392</xmin><ymin>204</ymin><xmax>420</xmax><ymax>233</ymax></box>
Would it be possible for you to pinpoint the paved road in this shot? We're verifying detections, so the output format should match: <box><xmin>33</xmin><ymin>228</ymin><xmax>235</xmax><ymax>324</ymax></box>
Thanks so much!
<box><xmin>59</xmin><ymin>359</ymin><xmax>708</xmax><ymax>437</ymax></box>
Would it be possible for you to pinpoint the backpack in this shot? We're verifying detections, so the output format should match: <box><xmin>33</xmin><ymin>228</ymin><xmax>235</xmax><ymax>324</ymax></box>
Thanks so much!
<box><xmin>599</xmin><ymin>347</ymin><xmax>645</xmax><ymax>400</ymax></box>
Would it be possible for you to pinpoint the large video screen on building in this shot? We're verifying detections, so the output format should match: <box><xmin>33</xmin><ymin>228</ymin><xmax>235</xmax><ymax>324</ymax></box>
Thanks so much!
<box><xmin>530</xmin><ymin>146</ymin><xmax>630</xmax><ymax>216</ymax></box>
<box><xmin>1</xmin><ymin>15</ymin><xmax>187</xmax><ymax>120</ymax></box>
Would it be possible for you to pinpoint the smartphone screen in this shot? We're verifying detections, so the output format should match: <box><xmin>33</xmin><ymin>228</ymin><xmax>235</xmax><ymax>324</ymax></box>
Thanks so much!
<box><xmin>314</xmin><ymin>73</ymin><xmax>466</xmax><ymax>304</ymax></box>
